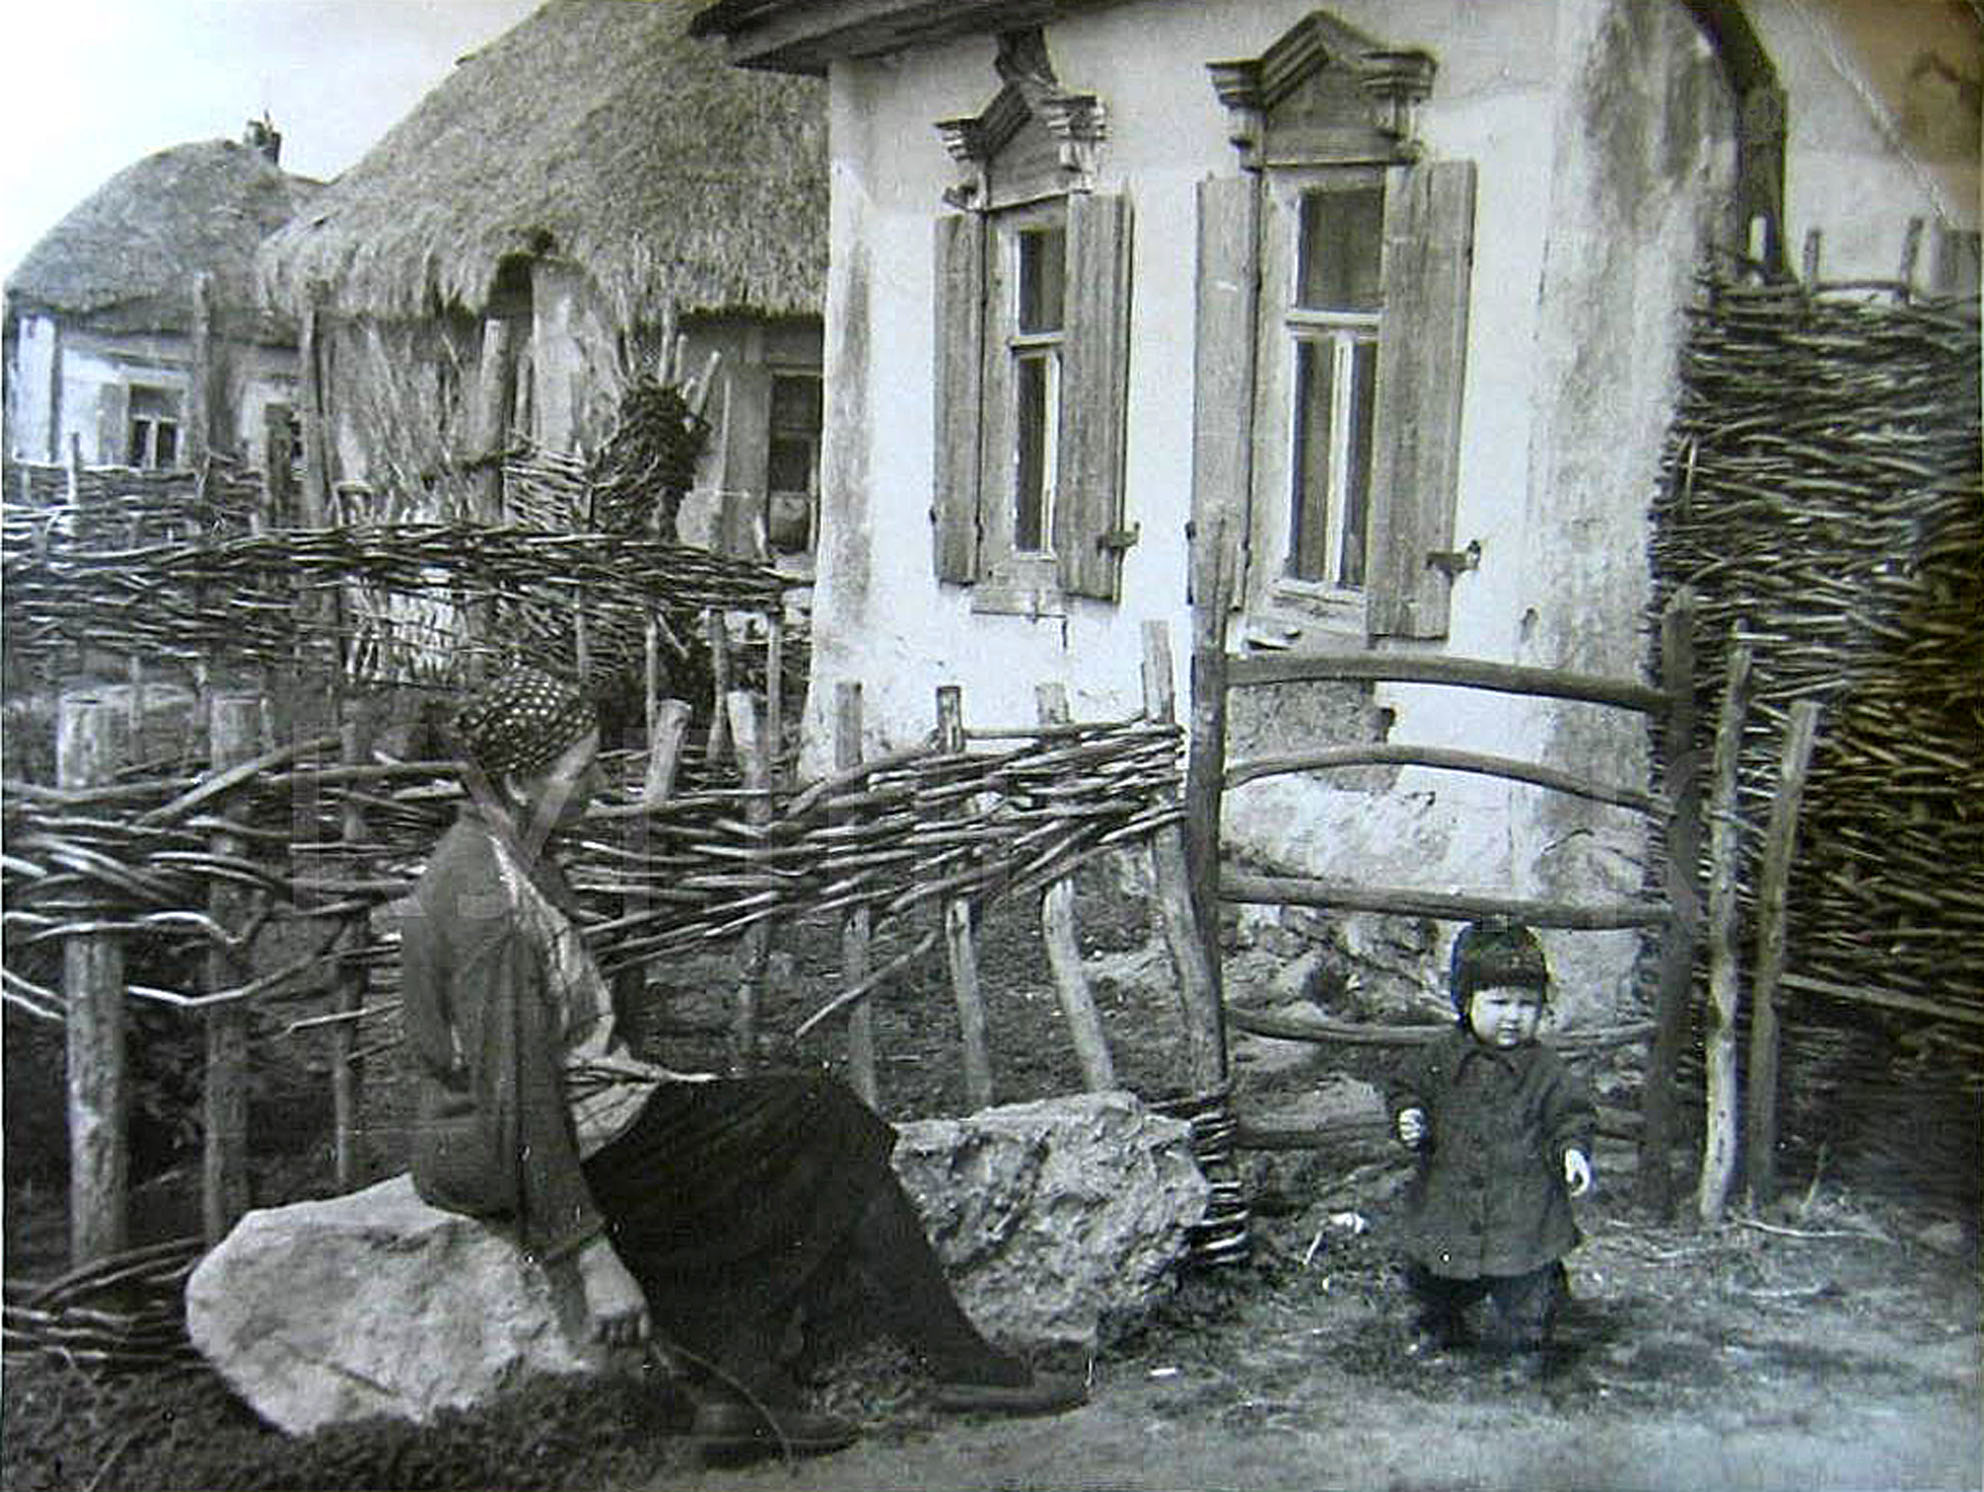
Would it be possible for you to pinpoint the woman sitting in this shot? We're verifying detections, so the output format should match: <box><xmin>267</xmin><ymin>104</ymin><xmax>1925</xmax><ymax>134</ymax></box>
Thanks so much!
<box><xmin>399</xmin><ymin>667</ymin><xmax>1085</xmax><ymax>1458</ymax></box>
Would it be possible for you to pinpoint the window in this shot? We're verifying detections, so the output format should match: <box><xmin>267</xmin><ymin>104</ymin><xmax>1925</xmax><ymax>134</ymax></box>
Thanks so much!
<box><xmin>127</xmin><ymin>385</ymin><xmax>182</xmax><ymax>470</ymax></box>
<box><xmin>1284</xmin><ymin>179</ymin><xmax>1383</xmax><ymax>590</ymax></box>
<box><xmin>1203</xmin><ymin>13</ymin><xmax>1472</xmax><ymax>640</ymax></box>
<box><xmin>931</xmin><ymin>31</ymin><xmax>1132</xmax><ymax>611</ymax></box>
<box><xmin>765</xmin><ymin>372</ymin><xmax>821</xmax><ymax>557</ymax></box>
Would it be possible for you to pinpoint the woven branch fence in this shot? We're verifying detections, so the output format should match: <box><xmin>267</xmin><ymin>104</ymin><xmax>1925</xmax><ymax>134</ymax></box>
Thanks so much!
<box><xmin>2</xmin><ymin>479</ymin><xmax>783</xmax><ymax>695</ymax></box>
<box><xmin>1649</xmin><ymin>267</ymin><xmax>1982</xmax><ymax>1209</ymax></box>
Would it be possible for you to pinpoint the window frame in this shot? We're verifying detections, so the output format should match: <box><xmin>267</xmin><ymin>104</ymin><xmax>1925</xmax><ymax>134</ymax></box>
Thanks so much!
<box><xmin>1255</xmin><ymin>166</ymin><xmax>1388</xmax><ymax>625</ymax></box>
<box><xmin>975</xmin><ymin>197</ymin><xmax>1071</xmax><ymax>614</ymax></box>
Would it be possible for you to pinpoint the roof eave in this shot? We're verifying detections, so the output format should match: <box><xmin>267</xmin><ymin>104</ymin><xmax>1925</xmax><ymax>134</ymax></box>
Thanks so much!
<box><xmin>691</xmin><ymin>0</ymin><xmax>1111</xmax><ymax>74</ymax></box>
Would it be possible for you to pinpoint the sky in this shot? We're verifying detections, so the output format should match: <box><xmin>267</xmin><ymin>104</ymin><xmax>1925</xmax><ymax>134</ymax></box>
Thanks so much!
<box><xmin>0</xmin><ymin>0</ymin><xmax>546</xmax><ymax>282</ymax></box>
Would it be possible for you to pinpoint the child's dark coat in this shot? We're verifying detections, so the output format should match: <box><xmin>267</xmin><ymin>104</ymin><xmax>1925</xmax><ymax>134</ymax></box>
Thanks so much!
<box><xmin>1390</xmin><ymin>1028</ymin><xmax>1595</xmax><ymax>1279</ymax></box>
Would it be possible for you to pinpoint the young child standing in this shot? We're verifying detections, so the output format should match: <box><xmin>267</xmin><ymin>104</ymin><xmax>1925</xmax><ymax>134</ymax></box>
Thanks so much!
<box><xmin>1390</xmin><ymin>918</ymin><xmax>1595</xmax><ymax>1368</ymax></box>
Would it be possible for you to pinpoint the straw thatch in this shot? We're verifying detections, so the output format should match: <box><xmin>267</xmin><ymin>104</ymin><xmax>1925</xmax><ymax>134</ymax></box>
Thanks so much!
<box><xmin>7</xmin><ymin>139</ymin><xmax>319</xmax><ymax>339</ymax></box>
<box><xmin>258</xmin><ymin>0</ymin><xmax>826</xmax><ymax>323</ymax></box>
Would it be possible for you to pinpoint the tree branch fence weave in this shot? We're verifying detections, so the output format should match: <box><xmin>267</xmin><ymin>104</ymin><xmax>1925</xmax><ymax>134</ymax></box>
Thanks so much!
<box><xmin>1649</xmin><ymin>267</ymin><xmax>1981</xmax><ymax>1210</ymax></box>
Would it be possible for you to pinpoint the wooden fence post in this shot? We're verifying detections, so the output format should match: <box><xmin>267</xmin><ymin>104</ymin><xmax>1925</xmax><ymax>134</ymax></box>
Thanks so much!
<box><xmin>296</xmin><ymin>282</ymin><xmax>330</xmax><ymax>529</ymax></box>
<box><xmin>836</xmin><ymin>683</ymin><xmax>879</xmax><ymax>1107</ymax></box>
<box><xmin>1036</xmin><ymin>683</ymin><xmax>1116</xmax><ymax>1092</ymax></box>
<box><xmin>1698</xmin><ymin>641</ymin><xmax>1752</xmax><ymax>1226</ymax></box>
<box><xmin>766</xmin><ymin>614</ymin><xmax>785</xmax><ymax>790</ymax></box>
<box><xmin>1143</xmin><ymin>620</ymin><xmax>1228</xmax><ymax>1095</ymax></box>
<box><xmin>937</xmin><ymin>685</ymin><xmax>995</xmax><ymax>1111</ymax></box>
<box><xmin>60</xmin><ymin>686</ymin><xmax>132</xmax><ymax>1265</ymax></box>
<box><xmin>329</xmin><ymin>696</ymin><xmax>374</xmax><ymax>1194</ymax></box>
<box><xmin>187</xmin><ymin>271</ymin><xmax>216</xmax><ymax>470</ymax></box>
<box><xmin>725</xmin><ymin>689</ymin><xmax>771</xmax><ymax>1072</ymax></box>
<box><xmin>707</xmin><ymin>612</ymin><xmax>733</xmax><ymax>766</ymax></box>
<box><xmin>1639</xmin><ymin>587</ymin><xmax>1700</xmax><ymax>1215</ymax></box>
<box><xmin>204</xmin><ymin>691</ymin><xmax>260</xmax><ymax>1241</ymax></box>
<box><xmin>1747</xmin><ymin>699</ymin><xmax>1821</xmax><ymax>1211</ymax></box>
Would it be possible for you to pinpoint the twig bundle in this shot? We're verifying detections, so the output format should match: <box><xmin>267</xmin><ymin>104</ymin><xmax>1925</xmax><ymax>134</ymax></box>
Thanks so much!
<box><xmin>1650</xmin><ymin>275</ymin><xmax>1982</xmax><ymax>1050</ymax></box>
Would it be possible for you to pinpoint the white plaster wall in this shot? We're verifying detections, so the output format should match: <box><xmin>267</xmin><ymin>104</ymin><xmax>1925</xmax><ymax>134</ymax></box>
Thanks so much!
<box><xmin>58</xmin><ymin>335</ymin><xmax>190</xmax><ymax>466</ymax></box>
<box><xmin>7</xmin><ymin>314</ymin><xmax>60</xmax><ymax>462</ymax></box>
<box><xmin>806</xmin><ymin>0</ymin><xmax>1574</xmax><ymax>766</ymax></box>
<box><xmin>799</xmin><ymin>0</ymin><xmax>1966</xmax><ymax>1016</ymax></box>
<box><xmin>1752</xmin><ymin>0</ymin><xmax>1979</xmax><ymax>277</ymax></box>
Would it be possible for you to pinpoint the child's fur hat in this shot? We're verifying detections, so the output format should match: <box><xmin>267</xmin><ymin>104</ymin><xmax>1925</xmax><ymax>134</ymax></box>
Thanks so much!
<box><xmin>1449</xmin><ymin>918</ymin><xmax>1550</xmax><ymax>1012</ymax></box>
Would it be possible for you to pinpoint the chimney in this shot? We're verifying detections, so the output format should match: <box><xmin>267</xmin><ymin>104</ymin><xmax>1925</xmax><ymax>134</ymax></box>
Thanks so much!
<box><xmin>243</xmin><ymin>116</ymin><xmax>282</xmax><ymax>165</ymax></box>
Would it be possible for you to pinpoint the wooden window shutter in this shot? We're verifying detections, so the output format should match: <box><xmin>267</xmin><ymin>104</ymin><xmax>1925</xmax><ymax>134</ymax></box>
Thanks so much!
<box><xmin>97</xmin><ymin>383</ymin><xmax>130</xmax><ymax>466</ymax></box>
<box><xmin>1191</xmin><ymin>174</ymin><xmax>1260</xmax><ymax>615</ymax></box>
<box><xmin>1367</xmin><ymin>158</ymin><xmax>1475</xmax><ymax>639</ymax></box>
<box><xmin>1053</xmin><ymin>191</ymin><xmax>1133</xmax><ymax>601</ymax></box>
<box><xmin>933</xmin><ymin>211</ymin><xmax>986</xmax><ymax>584</ymax></box>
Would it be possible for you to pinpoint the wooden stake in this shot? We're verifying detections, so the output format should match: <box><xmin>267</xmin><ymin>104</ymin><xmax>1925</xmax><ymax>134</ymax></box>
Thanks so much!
<box><xmin>328</xmin><ymin>698</ymin><xmax>373</xmax><ymax>1195</ymax></box>
<box><xmin>617</xmin><ymin>698</ymin><xmax>691</xmax><ymax>1030</ymax></box>
<box><xmin>187</xmin><ymin>272</ymin><xmax>215</xmax><ymax>469</ymax></box>
<box><xmin>297</xmin><ymin>282</ymin><xmax>330</xmax><ymax>529</ymax></box>
<box><xmin>1747</xmin><ymin>699</ymin><xmax>1820</xmax><ymax>1210</ymax></box>
<box><xmin>1183</xmin><ymin>506</ymin><xmax>1236</xmax><ymax>1068</ymax></box>
<box><xmin>937</xmin><ymin>685</ymin><xmax>994</xmax><ymax>1111</ymax></box>
<box><xmin>642</xmin><ymin>699</ymin><xmax>692</xmax><ymax>808</ymax></box>
<box><xmin>205</xmin><ymin>691</ymin><xmax>260</xmax><ymax>1239</ymax></box>
<box><xmin>707</xmin><ymin>612</ymin><xmax>733</xmax><ymax>765</ymax></box>
<box><xmin>836</xmin><ymin>682</ymin><xmax>878</xmax><ymax>1106</ymax></box>
<box><xmin>726</xmin><ymin>690</ymin><xmax>771</xmax><ymax>1073</ymax></box>
<box><xmin>766</xmin><ymin>614</ymin><xmax>785</xmax><ymax>790</ymax></box>
<box><xmin>1143</xmin><ymin>620</ymin><xmax>1227</xmax><ymax>1093</ymax></box>
<box><xmin>60</xmin><ymin>686</ymin><xmax>132</xmax><ymax>1265</ymax></box>
<box><xmin>1698</xmin><ymin>641</ymin><xmax>1752</xmax><ymax>1226</ymax></box>
<box><xmin>1639</xmin><ymin>587</ymin><xmax>1700</xmax><ymax>1216</ymax></box>
<box><xmin>1037</xmin><ymin>683</ymin><xmax>1116</xmax><ymax>1093</ymax></box>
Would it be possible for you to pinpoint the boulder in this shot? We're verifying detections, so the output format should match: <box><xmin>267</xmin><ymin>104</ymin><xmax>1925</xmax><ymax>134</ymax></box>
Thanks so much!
<box><xmin>185</xmin><ymin>1174</ymin><xmax>620</xmax><ymax>1436</ymax></box>
<box><xmin>893</xmin><ymin>1090</ymin><xmax>1208</xmax><ymax>1348</ymax></box>
<box><xmin>187</xmin><ymin>1091</ymin><xmax>1205</xmax><ymax>1434</ymax></box>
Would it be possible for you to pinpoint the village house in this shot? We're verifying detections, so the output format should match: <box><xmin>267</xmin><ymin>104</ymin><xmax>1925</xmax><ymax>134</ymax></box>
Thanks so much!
<box><xmin>257</xmin><ymin>0</ymin><xmax>826</xmax><ymax>576</ymax></box>
<box><xmin>690</xmin><ymin>0</ymin><xmax>1980</xmax><ymax>1014</ymax></box>
<box><xmin>4</xmin><ymin>121</ymin><xmax>318</xmax><ymax>475</ymax></box>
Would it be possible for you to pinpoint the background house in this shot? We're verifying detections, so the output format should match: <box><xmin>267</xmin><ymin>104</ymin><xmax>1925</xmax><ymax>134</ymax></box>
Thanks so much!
<box><xmin>692</xmin><ymin>0</ymin><xmax>1980</xmax><ymax>1016</ymax></box>
<box><xmin>4</xmin><ymin>122</ymin><xmax>318</xmax><ymax>473</ymax></box>
<box><xmin>257</xmin><ymin>0</ymin><xmax>826</xmax><ymax>577</ymax></box>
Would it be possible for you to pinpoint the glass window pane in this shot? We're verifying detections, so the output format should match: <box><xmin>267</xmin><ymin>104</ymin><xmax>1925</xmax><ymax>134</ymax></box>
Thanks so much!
<box><xmin>1288</xmin><ymin>338</ymin><xmax>1335</xmax><ymax>581</ymax></box>
<box><xmin>1018</xmin><ymin>226</ymin><xmax>1066</xmax><ymax>334</ymax></box>
<box><xmin>1015</xmin><ymin>353</ymin><xmax>1051</xmax><ymax>552</ymax></box>
<box><xmin>767</xmin><ymin>436</ymin><xmax>813</xmax><ymax>497</ymax></box>
<box><xmin>156</xmin><ymin>422</ymin><xmax>178</xmax><ymax>469</ymax></box>
<box><xmin>1296</xmin><ymin>186</ymin><xmax>1384</xmax><ymax>312</ymax></box>
<box><xmin>770</xmin><ymin>374</ymin><xmax>822</xmax><ymax>437</ymax></box>
<box><xmin>1338</xmin><ymin>341</ymin><xmax>1378</xmax><ymax>588</ymax></box>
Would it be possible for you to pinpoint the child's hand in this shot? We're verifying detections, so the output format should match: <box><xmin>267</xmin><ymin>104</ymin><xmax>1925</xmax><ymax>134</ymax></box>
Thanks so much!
<box><xmin>1396</xmin><ymin>1107</ymin><xmax>1428</xmax><ymax>1148</ymax></box>
<box><xmin>1564</xmin><ymin>1148</ymin><xmax>1593</xmax><ymax>1197</ymax></box>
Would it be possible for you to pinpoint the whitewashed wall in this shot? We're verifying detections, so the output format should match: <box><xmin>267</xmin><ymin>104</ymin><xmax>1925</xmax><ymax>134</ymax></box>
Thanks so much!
<box><xmin>800</xmin><ymin>0</ymin><xmax>1972</xmax><ymax>1014</ymax></box>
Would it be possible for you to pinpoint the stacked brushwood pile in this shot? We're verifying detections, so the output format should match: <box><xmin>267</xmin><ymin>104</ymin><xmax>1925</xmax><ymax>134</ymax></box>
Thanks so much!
<box><xmin>1650</xmin><ymin>273</ymin><xmax>1981</xmax><ymax>1209</ymax></box>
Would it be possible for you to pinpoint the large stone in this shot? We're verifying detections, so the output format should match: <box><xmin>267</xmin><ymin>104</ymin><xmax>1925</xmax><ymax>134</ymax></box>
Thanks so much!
<box><xmin>893</xmin><ymin>1090</ymin><xmax>1209</xmax><ymax>1349</ymax></box>
<box><xmin>185</xmin><ymin>1174</ymin><xmax>618</xmax><ymax>1435</ymax></box>
<box><xmin>187</xmin><ymin>1091</ymin><xmax>1205</xmax><ymax>1434</ymax></box>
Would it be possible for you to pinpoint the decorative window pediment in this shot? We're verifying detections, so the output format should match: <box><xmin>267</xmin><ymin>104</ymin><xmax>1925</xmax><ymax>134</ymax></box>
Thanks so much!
<box><xmin>1207</xmin><ymin>12</ymin><xmax>1435</xmax><ymax>168</ymax></box>
<box><xmin>938</xmin><ymin>29</ymin><xmax>1107</xmax><ymax>210</ymax></box>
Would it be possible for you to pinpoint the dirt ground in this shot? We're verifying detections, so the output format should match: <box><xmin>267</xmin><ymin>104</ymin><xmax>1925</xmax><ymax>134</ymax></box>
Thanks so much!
<box><xmin>4</xmin><ymin>863</ymin><xmax>1979</xmax><ymax>1491</ymax></box>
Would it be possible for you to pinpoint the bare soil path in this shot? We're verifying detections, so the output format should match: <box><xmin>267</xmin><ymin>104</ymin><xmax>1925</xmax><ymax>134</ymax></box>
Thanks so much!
<box><xmin>663</xmin><ymin>1195</ymin><xmax>1980</xmax><ymax>1492</ymax></box>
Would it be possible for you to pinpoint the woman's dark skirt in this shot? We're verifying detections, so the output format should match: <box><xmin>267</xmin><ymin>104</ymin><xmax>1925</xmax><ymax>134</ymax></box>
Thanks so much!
<box><xmin>581</xmin><ymin>1073</ymin><xmax>896</xmax><ymax>1383</ymax></box>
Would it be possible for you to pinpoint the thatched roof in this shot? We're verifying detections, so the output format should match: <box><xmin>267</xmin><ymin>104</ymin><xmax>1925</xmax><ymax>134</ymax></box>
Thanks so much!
<box><xmin>259</xmin><ymin>0</ymin><xmax>827</xmax><ymax>323</ymax></box>
<box><xmin>7</xmin><ymin>138</ymin><xmax>320</xmax><ymax>338</ymax></box>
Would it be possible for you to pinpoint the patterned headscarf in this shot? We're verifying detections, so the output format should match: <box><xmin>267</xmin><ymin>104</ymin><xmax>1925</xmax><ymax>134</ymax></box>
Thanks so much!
<box><xmin>453</xmin><ymin>667</ymin><xmax>598</xmax><ymax>783</ymax></box>
<box><xmin>1449</xmin><ymin>917</ymin><xmax>1551</xmax><ymax>1013</ymax></box>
